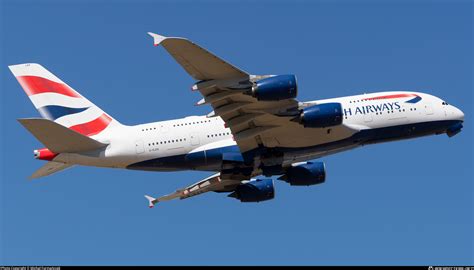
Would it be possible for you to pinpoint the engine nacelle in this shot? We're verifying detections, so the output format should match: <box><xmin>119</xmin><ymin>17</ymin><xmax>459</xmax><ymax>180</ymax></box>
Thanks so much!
<box><xmin>228</xmin><ymin>178</ymin><xmax>275</xmax><ymax>202</ymax></box>
<box><xmin>279</xmin><ymin>162</ymin><xmax>326</xmax><ymax>186</ymax></box>
<box><xmin>300</xmin><ymin>102</ymin><xmax>343</xmax><ymax>128</ymax></box>
<box><xmin>252</xmin><ymin>75</ymin><xmax>297</xmax><ymax>101</ymax></box>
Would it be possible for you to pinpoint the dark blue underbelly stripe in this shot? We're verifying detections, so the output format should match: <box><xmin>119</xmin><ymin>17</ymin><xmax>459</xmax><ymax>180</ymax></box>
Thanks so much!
<box><xmin>38</xmin><ymin>105</ymin><xmax>89</xmax><ymax>120</ymax></box>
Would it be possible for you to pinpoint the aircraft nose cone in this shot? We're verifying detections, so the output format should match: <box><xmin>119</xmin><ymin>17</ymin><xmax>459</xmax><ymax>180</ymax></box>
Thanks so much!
<box><xmin>453</xmin><ymin>106</ymin><xmax>464</xmax><ymax>122</ymax></box>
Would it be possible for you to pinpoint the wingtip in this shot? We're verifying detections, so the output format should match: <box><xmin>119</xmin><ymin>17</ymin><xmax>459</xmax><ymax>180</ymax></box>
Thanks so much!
<box><xmin>16</xmin><ymin>118</ymin><xmax>34</xmax><ymax>127</ymax></box>
<box><xmin>28</xmin><ymin>174</ymin><xmax>42</xmax><ymax>180</ymax></box>
<box><xmin>147</xmin><ymin>32</ymin><xmax>167</xmax><ymax>46</ymax></box>
<box><xmin>144</xmin><ymin>195</ymin><xmax>157</xmax><ymax>208</ymax></box>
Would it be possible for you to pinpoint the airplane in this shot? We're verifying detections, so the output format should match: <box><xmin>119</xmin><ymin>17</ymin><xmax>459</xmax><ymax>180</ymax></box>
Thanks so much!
<box><xmin>9</xmin><ymin>32</ymin><xmax>464</xmax><ymax>207</ymax></box>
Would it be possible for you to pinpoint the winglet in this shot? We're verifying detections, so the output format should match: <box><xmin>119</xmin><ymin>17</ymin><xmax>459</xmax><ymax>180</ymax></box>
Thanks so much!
<box><xmin>147</xmin><ymin>32</ymin><xmax>167</xmax><ymax>46</ymax></box>
<box><xmin>144</xmin><ymin>195</ymin><xmax>157</xmax><ymax>208</ymax></box>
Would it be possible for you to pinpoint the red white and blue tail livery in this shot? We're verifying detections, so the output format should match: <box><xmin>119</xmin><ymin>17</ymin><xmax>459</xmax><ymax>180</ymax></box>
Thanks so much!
<box><xmin>9</xmin><ymin>63</ymin><xmax>120</xmax><ymax>137</ymax></box>
<box><xmin>9</xmin><ymin>33</ymin><xmax>465</xmax><ymax>206</ymax></box>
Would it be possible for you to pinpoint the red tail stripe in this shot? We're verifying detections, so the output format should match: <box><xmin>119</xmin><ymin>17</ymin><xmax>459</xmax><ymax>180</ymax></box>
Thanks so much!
<box><xmin>363</xmin><ymin>93</ymin><xmax>417</xmax><ymax>101</ymax></box>
<box><xmin>16</xmin><ymin>75</ymin><xmax>81</xmax><ymax>98</ymax></box>
<box><xmin>69</xmin><ymin>114</ymin><xmax>112</xmax><ymax>136</ymax></box>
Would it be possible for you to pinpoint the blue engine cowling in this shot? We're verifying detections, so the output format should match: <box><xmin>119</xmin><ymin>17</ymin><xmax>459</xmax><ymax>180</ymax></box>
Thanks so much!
<box><xmin>228</xmin><ymin>178</ymin><xmax>275</xmax><ymax>202</ymax></box>
<box><xmin>300</xmin><ymin>103</ymin><xmax>343</xmax><ymax>128</ymax></box>
<box><xmin>279</xmin><ymin>162</ymin><xmax>326</xmax><ymax>186</ymax></box>
<box><xmin>252</xmin><ymin>75</ymin><xmax>297</xmax><ymax>101</ymax></box>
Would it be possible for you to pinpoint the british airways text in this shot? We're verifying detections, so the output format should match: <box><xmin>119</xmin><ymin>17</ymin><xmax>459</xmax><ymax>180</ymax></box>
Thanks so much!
<box><xmin>344</xmin><ymin>102</ymin><xmax>401</xmax><ymax>116</ymax></box>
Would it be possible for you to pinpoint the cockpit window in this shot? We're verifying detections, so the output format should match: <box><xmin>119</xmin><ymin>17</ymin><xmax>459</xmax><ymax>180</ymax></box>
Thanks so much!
<box><xmin>442</xmin><ymin>101</ymin><xmax>449</xmax><ymax>105</ymax></box>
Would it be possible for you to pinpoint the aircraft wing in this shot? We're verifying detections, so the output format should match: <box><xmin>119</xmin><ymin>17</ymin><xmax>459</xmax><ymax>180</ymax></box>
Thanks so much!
<box><xmin>144</xmin><ymin>172</ymin><xmax>243</xmax><ymax>207</ymax></box>
<box><xmin>149</xmin><ymin>33</ymin><xmax>312</xmax><ymax>154</ymax></box>
<box><xmin>148</xmin><ymin>32</ymin><xmax>248</xmax><ymax>80</ymax></box>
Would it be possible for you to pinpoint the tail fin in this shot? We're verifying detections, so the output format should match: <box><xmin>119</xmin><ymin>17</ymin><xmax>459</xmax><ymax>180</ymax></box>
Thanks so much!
<box><xmin>18</xmin><ymin>118</ymin><xmax>108</xmax><ymax>153</ymax></box>
<box><xmin>9</xmin><ymin>63</ymin><xmax>121</xmax><ymax>137</ymax></box>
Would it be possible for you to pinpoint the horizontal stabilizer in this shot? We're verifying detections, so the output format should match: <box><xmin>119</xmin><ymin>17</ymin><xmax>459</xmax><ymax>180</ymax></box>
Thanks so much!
<box><xmin>30</xmin><ymin>161</ymin><xmax>73</xmax><ymax>179</ymax></box>
<box><xmin>18</xmin><ymin>118</ymin><xmax>108</xmax><ymax>153</ymax></box>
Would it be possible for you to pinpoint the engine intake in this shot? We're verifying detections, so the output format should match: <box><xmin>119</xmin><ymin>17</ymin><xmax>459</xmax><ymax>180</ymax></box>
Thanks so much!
<box><xmin>228</xmin><ymin>178</ymin><xmax>275</xmax><ymax>202</ymax></box>
<box><xmin>300</xmin><ymin>103</ymin><xmax>343</xmax><ymax>128</ymax></box>
<box><xmin>252</xmin><ymin>75</ymin><xmax>297</xmax><ymax>101</ymax></box>
<box><xmin>279</xmin><ymin>162</ymin><xmax>326</xmax><ymax>186</ymax></box>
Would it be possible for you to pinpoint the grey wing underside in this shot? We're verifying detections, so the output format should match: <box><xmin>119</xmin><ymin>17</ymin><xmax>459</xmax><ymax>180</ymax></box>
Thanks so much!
<box><xmin>144</xmin><ymin>172</ymin><xmax>245</xmax><ymax>207</ymax></box>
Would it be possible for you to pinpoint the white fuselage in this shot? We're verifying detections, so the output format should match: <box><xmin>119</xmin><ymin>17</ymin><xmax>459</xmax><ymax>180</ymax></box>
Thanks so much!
<box><xmin>50</xmin><ymin>91</ymin><xmax>464</xmax><ymax>174</ymax></box>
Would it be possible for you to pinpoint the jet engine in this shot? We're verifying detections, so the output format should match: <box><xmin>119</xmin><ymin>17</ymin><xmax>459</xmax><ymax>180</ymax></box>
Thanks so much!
<box><xmin>299</xmin><ymin>103</ymin><xmax>343</xmax><ymax>128</ymax></box>
<box><xmin>279</xmin><ymin>161</ymin><xmax>326</xmax><ymax>186</ymax></box>
<box><xmin>228</xmin><ymin>178</ymin><xmax>275</xmax><ymax>202</ymax></box>
<box><xmin>251</xmin><ymin>75</ymin><xmax>297</xmax><ymax>101</ymax></box>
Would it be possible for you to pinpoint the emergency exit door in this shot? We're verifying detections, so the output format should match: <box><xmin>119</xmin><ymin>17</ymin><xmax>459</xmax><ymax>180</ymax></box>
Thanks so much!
<box><xmin>189</xmin><ymin>133</ymin><xmax>200</xmax><ymax>146</ymax></box>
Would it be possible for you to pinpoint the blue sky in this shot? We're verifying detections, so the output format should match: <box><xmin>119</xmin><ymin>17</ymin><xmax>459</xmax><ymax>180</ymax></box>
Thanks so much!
<box><xmin>1</xmin><ymin>0</ymin><xmax>472</xmax><ymax>266</ymax></box>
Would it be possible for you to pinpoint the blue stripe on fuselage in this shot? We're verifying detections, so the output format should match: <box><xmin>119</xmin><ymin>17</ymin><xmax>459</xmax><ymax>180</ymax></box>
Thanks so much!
<box><xmin>405</xmin><ymin>96</ymin><xmax>422</xmax><ymax>103</ymax></box>
<box><xmin>128</xmin><ymin>145</ymin><xmax>242</xmax><ymax>172</ymax></box>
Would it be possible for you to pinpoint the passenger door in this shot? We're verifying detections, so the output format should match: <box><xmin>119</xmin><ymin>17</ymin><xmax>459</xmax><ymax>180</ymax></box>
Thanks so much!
<box><xmin>189</xmin><ymin>133</ymin><xmax>200</xmax><ymax>146</ymax></box>
<box><xmin>424</xmin><ymin>102</ymin><xmax>434</xmax><ymax>115</ymax></box>
<box><xmin>135</xmin><ymin>140</ymin><xmax>145</xmax><ymax>154</ymax></box>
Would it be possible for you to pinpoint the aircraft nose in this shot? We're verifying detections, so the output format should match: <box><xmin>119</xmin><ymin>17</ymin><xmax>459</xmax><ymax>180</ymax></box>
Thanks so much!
<box><xmin>452</xmin><ymin>106</ymin><xmax>464</xmax><ymax>122</ymax></box>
